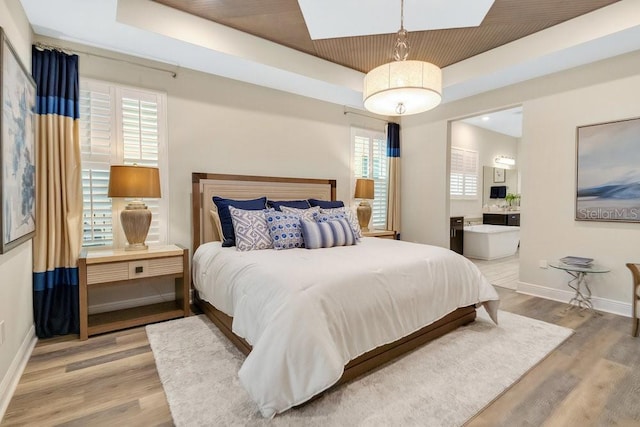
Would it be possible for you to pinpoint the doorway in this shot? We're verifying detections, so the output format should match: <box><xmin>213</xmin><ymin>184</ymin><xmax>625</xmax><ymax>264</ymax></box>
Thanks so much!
<box><xmin>449</xmin><ymin>106</ymin><xmax>523</xmax><ymax>289</ymax></box>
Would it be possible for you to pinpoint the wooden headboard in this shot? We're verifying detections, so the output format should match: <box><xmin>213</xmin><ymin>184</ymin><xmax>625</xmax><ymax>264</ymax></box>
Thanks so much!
<box><xmin>192</xmin><ymin>173</ymin><xmax>337</xmax><ymax>253</ymax></box>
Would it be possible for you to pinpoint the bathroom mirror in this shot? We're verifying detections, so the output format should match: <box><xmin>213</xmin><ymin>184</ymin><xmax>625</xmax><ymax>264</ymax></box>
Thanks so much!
<box><xmin>483</xmin><ymin>166</ymin><xmax>519</xmax><ymax>207</ymax></box>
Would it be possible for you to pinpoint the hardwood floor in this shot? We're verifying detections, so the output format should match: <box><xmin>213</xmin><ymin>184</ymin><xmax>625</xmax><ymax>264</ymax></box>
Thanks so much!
<box><xmin>3</xmin><ymin>261</ymin><xmax>639</xmax><ymax>426</ymax></box>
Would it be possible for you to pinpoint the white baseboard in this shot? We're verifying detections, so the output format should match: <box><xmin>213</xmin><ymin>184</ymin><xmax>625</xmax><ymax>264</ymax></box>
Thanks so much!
<box><xmin>0</xmin><ymin>325</ymin><xmax>37</xmax><ymax>422</ymax></box>
<box><xmin>88</xmin><ymin>292</ymin><xmax>176</xmax><ymax>315</ymax></box>
<box><xmin>517</xmin><ymin>281</ymin><xmax>632</xmax><ymax>318</ymax></box>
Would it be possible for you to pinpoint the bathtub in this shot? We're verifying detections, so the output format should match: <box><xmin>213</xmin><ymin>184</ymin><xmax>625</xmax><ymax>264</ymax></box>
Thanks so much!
<box><xmin>463</xmin><ymin>224</ymin><xmax>520</xmax><ymax>260</ymax></box>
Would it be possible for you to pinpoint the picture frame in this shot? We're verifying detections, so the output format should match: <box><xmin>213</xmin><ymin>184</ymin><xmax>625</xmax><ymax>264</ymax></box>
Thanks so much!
<box><xmin>576</xmin><ymin>116</ymin><xmax>640</xmax><ymax>222</ymax></box>
<box><xmin>0</xmin><ymin>28</ymin><xmax>37</xmax><ymax>253</ymax></box>
<box><xmin>493</xmin><ymin>167</ymin><xmax>505</xmax><ymax>183</ymax></box>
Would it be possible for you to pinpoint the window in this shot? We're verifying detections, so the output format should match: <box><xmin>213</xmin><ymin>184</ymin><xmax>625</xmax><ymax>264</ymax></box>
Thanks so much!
<box><xmin>80</xmin><ymin>79</ymin><xmax>168</xmax><ymax>247</ymax></box>
<box><xmin>351</xmin><ymin>127</ymin><xmax>388</xmax><ymax>229</ymax></box>
<box><xmin>450</xmin><ymin>147</ymin><xmax>478</xmax><ymax>199</ymax></box>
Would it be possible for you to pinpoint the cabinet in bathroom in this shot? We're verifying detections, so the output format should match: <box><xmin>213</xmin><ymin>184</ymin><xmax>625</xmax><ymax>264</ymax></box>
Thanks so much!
<box><xmin>483</xmin><ymin>213</ymin><xmax>520</xmax><ymax>226</ymax></box>
<box><xmin>450</xmin><ymin>216</ymin><xmax>464</xmax><ymax>255</ymax></box>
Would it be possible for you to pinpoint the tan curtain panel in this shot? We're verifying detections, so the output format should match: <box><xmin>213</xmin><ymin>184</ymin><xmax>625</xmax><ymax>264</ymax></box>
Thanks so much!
<box><xmin>32</xmin><ymin>46</ymin><xmax>82</xmax><ymax>338</ymax></box>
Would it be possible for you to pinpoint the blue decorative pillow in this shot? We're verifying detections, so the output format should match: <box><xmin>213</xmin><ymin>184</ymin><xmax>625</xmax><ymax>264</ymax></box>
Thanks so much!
<box><xmin>213</xmin><ymin>196</ymin><xmax>267</xmax><ymax>247</ymax></box>
<box><xmin>301</xmin><ymin>218</ymin><xmax>357</xmax><ymax>249</ymax></box>
<box><xmin>308</xmin><ymin>198</ymin><xmax>345</xmax><ymax>209</ymax></box>
<box><xmin>316</xmin><ymin>213</ymin><xmax>347</xmax><ymax>223</ymax></box>
<box><xmin>265</xmin><ymin>211</ymin><xmax>304</xmax><ymax>250</ymax></box>
<box><xmin>267</xmin><ymin>199</ymin><xmax>311</xmax><ymax>211</ymax></box>
<box><xmin>228</xmin><ymin>206</ymin><xmax>273</xmax><ymax>251</ymax></box>
<box><xmin>320</xmin><ymin>207</ymin><xmax>362</xmax><ymax>239</ymax></box>
<box><xmin>281</xmin><ymin>205</ymin><xmax>320</xmax><ymax>221</ymax></box>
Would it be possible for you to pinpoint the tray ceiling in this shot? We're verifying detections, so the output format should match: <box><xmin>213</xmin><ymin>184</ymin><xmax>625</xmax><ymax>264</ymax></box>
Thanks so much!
<box><xmin>153</xmin><ymin>0</ymin><xmax>620</xmax><ymax>73</ymax></box>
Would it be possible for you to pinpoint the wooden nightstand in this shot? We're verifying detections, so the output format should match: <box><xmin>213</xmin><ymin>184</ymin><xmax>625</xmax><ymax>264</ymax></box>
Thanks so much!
<box><xmin>362</xmin><ymin>230</ymin><xmax>397</xmax><ymax>239</ymax></box>
<box><xmin>78</xmin><ymin>244</ymin><xmax>189</xmax><ymax>340</ymax></box>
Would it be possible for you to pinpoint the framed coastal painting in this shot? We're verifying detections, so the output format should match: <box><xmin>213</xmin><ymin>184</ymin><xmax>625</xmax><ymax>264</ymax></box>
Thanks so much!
<box><xmin>576</xmin><ymin>117</ymin><xmax>640</xmax><ymax>223</ymax></box>
<box><xmin>0</xmin><ymin>28</ymin><xmax>37</xmax><ymax>253</ymax></box>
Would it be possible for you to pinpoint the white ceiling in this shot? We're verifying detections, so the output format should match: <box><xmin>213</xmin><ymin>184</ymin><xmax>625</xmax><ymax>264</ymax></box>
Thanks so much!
<box><xmin>298</xmin><ymin>0</ymin><xmax>495</xmax><ymax>39</ymax></box>
<box><xmin>461</xmin><ymin>107</ymin><xmax>523</xmax><ymax>138</ymax></box>
<box><xmin>19</xmin><ymin>0</ymin><xmax>640</xmax><ymax>114</ymax></box>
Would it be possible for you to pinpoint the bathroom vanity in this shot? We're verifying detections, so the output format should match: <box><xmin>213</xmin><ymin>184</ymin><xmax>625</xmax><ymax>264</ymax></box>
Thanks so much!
<box><xmin>483</xmin><ymin>212</ymin><xmax>520</xmax><ymax>226</ymax></box>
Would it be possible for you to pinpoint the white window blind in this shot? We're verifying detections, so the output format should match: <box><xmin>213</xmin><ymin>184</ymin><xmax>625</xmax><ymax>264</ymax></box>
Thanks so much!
<box><xmin>80</xmin><ymin>79</ymin><xmax>168</xmax><ymax>247</ymax></box>
<box><xmin>450</xmin><ymin>147</ymin><xmax>478</xmax><ymax>199</ymax></box>
<box><xmin>352</xmin><ymin>127</ymin><xmax>388</xmax><ymax>228</ymax></box>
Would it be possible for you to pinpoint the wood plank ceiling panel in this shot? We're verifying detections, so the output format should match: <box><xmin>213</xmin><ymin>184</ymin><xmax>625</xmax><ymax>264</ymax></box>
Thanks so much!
<box><xmin>154</xmin><ymin>0</ymin><xmax>621</xmax><ymax>72</ymax></box>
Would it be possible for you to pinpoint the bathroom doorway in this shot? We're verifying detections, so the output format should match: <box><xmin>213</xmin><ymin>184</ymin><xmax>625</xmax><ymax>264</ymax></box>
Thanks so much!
<box><xmin>449</xmin><ymin>106</ymin><xmax>523</xmax><ymax>289</ymax></box>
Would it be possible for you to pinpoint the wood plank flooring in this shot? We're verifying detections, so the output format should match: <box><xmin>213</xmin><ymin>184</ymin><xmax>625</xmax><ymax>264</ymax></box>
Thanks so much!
<box><xmin>3</xmin><ymin>255</ymin><xmax>639</xmax><ymax>426</ymax></box>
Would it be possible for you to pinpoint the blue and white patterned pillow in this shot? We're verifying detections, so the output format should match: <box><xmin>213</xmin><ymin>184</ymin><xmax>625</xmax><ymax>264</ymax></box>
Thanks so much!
<box><xmin>320</xmin><ymin>207</ymin><xmax>362</xmax><ymax>239</ymax></box>
<box><xmin>280</xmin><ymin>205</ymin><xmax>320</xmax><ymax>221</ymax></box>
<box><xmin>300</xmin><ymin>218</ymin><xmax>357</xmax><ymax>249</ymax></box>
<box><xmin>228</xmin><ymin>206</ymin><xmax>273</xmax><ymax>251</ymax></box>
<box><xmin>315</xmin><ymin>212</ymin><xmax>347</xmax><ymax>223</ymax></box>
<box><xmin>264</xmin><ymin>211</ymin><xmax>304</xmax><ymax>250</ymax></box>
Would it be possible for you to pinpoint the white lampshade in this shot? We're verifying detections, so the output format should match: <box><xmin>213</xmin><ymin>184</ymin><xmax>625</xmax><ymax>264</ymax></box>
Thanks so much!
<box><xmin>363</xmin><ymin>60</ymin><xmax>442</xmax><ymax>116</ymax></box>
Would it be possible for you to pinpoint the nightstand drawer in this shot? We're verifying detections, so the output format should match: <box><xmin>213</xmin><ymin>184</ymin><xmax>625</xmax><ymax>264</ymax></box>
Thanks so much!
<box><xmin>87</xmin><ymin>262</ymin><xmax>129</xmax><ymax>285</ymax></box>
<box><xmin>87</xmin><ymin>256</ymin><xmax>184</xmax><ymax>285</ymax></box>
<box><xmin>146</xmin><ymin>256</ymin><xmax>183</xmax><ymax>276</ymax></box>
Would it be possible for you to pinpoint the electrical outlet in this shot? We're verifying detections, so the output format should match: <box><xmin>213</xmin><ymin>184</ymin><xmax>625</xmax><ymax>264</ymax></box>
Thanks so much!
<box><xmin>539</xmin><ymin>260</ymin><xmax>548</xmax><ymax>269</ymax></box>
<box><xmin>0</xmin><ymin>320</ymin><xmax>5</xmax><ymax>346</ymax></box>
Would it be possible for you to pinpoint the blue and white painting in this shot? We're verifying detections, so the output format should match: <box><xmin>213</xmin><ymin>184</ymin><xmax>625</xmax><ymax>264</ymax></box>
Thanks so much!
<box><xmin>2</xmin><ymin>35</ymin><xmax>36</xmax><ymax>251</ymax></box>
<box><xmin>576</xmin><ymin>117</ymin><xmax>640</xmax><ymax>222</ymax></box>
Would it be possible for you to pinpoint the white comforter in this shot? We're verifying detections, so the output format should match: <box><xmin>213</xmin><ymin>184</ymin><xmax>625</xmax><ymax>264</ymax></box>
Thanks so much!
<box><xmin>192</xmin><ymin>237</ymin><xmax>500</xmax><ymax>418</ymax></box>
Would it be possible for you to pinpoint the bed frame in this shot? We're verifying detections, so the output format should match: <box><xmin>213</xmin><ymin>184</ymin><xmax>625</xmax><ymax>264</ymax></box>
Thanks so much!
<box><xmin>191</xmin><ymin>172</ymin><xmax>476</xmax><ymax>390</ymax></box>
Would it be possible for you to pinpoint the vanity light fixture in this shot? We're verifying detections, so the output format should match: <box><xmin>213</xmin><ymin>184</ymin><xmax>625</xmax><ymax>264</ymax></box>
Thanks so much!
<box><xmin>495</xmin><ymin>156</ymin><xmax>516</xmax><ymax>166</ymax></box>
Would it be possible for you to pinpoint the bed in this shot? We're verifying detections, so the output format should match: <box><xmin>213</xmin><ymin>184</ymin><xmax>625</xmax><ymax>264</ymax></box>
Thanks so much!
<box><xmin>191</xmin><ymin>172</ymin><xmax>500</xmax><ymax>418</ymax></box>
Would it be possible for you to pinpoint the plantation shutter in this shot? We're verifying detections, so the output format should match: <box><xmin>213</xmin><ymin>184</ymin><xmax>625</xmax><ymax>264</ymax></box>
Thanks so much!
<box><xmin>120</xmin><ymin>90</ymin><xmax>163</xmax><ymax>243</ymax></box>
<box><xmin>450</xmin><ymin>147</ymin><xmax>478</xmax><ymax>199</ymax></box>
<box><xmin>352</xmin><ymin>127</ymin><xmax>388</xmax><ymax>229</ymax></box>
<box><xmin>80</xmin><ymin>82</ymin><xmax>114</xmax><ymax>247</ymax></box>
<box><xmin>80</xmin><ymin>79</ymin><xmax>167</xmax><ymax>248</ymax></box>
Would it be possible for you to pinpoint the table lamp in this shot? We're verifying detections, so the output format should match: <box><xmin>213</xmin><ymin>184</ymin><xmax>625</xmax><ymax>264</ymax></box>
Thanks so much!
<box><xmin>354</xmin><ymin>178</ymin><xmax>375</xmax><ymax>232</ymax></box>
<box><xmin>107</xmin><ymin>165</ymin><xmax>161</xmax><ymax>251</ymax></box>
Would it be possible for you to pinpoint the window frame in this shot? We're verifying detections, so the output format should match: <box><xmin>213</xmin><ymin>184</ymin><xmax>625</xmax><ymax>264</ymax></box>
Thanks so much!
<box><xmin>350</xmin><ymin>126</ymin><xmax>389</xmax><ymax>229</ymax></box>
<box><xmin>450</xmin><ymin>146</ymin><xmax>479</xmax><ymax>200</ymax></box>
<box><xmin>80</xmin><ymin>78</ymin><xmax>169</xmax><ymax>248</ymax></box>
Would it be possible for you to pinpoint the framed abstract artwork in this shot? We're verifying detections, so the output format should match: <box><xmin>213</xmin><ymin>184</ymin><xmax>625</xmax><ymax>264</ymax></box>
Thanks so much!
<box><xmin>576</xmin><ymin>117</ymin><xmax>640</xmax><ymax>223</ymax></box>
<box><xmin>0</xmin><ymin>28</ymin><xmax>37</xmax><ymax>253</ymax></box>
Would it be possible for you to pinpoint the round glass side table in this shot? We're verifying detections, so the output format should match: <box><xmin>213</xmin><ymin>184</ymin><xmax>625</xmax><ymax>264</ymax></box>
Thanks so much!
<box><xmin>549</xmin><ymin>262</ymin><xmax>610</xmax><ymax>312</ymax></box>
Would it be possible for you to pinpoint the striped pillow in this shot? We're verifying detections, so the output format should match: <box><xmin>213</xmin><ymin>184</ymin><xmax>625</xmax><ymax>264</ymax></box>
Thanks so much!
<box><xmin>319</xmin><ymin>207</ymin><xmax>362</xmax><ymax>239</ymax></box>
<box><xmin>300</xmin><ymin>218</ymin><xmax>357</xmax><ymax>249</ymax></box>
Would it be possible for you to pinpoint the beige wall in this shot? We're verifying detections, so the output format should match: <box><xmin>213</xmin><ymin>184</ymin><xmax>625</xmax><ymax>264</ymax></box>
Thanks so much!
<box><xmin>36</xmin><ymin>36</ymin><xmax>385</xmax><ymax>308</ymax></box>
<box><xmin>0</xmin><ymin>0</ymin><xmax>34</xmax><ymax>415</ymax></box>
<box><xmin>65</xmin><ymin>41</ymin><xmax>383</xmax><ymax>248</ymax></box>
<box><xmin>519</xmin><ymin>73</ymin><xmax>640</xmax><ymax>310</ymax></box>
<box><xmin>402</xmin><ymin>49</ymin><xmax>640</xmax><ymax>315</ymax></box>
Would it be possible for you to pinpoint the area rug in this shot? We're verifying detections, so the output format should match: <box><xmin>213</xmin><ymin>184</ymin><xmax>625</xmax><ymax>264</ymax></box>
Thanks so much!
<box><xmin>146</xmin><ymin>310</ymin><xmax>572</xmax><ymax>426</ymax></box>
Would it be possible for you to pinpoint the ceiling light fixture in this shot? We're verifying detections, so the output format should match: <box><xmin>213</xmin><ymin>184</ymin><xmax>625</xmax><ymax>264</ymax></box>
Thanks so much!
<box><xmin>363</xmin><ymin>0</ymin><xmax>442</xmax><ymax>116</ymax></box>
